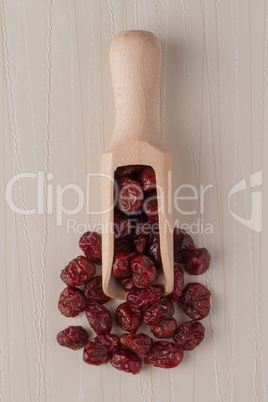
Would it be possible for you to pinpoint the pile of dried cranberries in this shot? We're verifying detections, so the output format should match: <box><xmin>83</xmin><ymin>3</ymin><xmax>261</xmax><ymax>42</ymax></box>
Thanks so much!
<box><xmin>57</xmin><ymin>165</ymin><xmax>211</xmax><ymax>374</ymax></box>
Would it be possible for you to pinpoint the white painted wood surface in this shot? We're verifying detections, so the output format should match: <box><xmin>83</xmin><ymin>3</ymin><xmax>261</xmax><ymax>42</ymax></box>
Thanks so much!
<box><xmin>0</xmin><ymin>0</ymin><xmax>267</xmax><ymax>401</ymax></box>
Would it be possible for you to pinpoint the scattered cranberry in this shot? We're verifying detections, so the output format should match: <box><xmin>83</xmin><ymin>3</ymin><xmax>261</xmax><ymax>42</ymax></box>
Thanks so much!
<box><xmin>150</xmin><ymin>318</ymin><xmax>177</xmax><ymax>339</ymax></box>
<box><xmin>130</xmin><ymin>255</ymin><xmax>157</xmax><ymax>288</ymax></box>
<box><xmin>144</xmin><ymin>341</ymin><xmax>183</xmax><ymax>369</ymax></box>
<box><xmin>180</xmin><ymin>283</ymin><xmax>211</xmax><ymax>320</ymax></box>
<box><xmin>168</xmin><ymin>264</ymin><xmax>184</xmax><ymax>301</ymax></box>
<box><xmin>58</xmin><ymin>287</ymin><xmax>87</xmax><ymax>317</ymax></box>
<box><xmin>148</xmin><ymin>231</ymin><xmax>162</xmax><ymax>268</ymax></box>
<box><xmin>127</xmin><ymin>286</ymin><xmax>162</xmax><ymax>308</ymax></box>
<box><xmin>184</xmin><ymin>248</ymin><xmax>211</xmax><ymax>275</ymax></box>
<box><xmin>143</xmin><ymin>194</ymin><xmax>158</xmax><ymax>223</ymax></box>
<box><xmin>85</xmin><ymin>302</ymin><xmax>113</xmax><ymax>335</ymax></box>
<box><xmin>173</xmin><ymin>320</ymin><xmax>205</xmax><ymax>351</ymax></box>
<box><xmin>138</xmin><ymin>167</ymin><xmax>156</xmax><ymax>193</ymax></box>
<box><xmin>83</xmin><ymin>335</ymin><xmax>119</xmax><ymax>366</ymax></box>
<box><xmin>116</xmin><ymin>302</ymin><xmax>143</xmax><ymax>334</ymax></box>
<box><xmin>119</xmin><ymin>277</ymin><xmax>137</xmax><ymax>292</ymax></box>
<box><xmin>57</xmin><ymin>326</ymin><xmax>88</xmax><ymax>350</ymax></box>
<box><xmin>119</xmin><ymin>333</ymin><xmax>153</xmax><ymax>356</ymax></box>
<box><xmin>115</xmin><ymin>165</ymin><xmax>145</xmax><ymax>178</ymax></box>
<box><xmin>133</xmin><ymin>235</ymin><xmax>148</xmax><ymax>254</ymax></box>
<box><xmin>79</xmin><ymin>231</ymin><xmax>102</xmax><ymax>265</ymax></box>
<box><xmin>84</xmin><ymin>276</ymin><xmax>111</xmax><ymax>304</ymax></box>
<box><xmin>112</xmin><ymin>252</ymin><xmax>137</xmax><ymax>279</ymax></box>
<box><xmin>117</xmin><ymin>177</ymin><xmax>144</xmax><ymax>215</ymax></box>
<box><xmin>173</xmin><ymin>228</ymin><xmax>195</xmax><ymax>264</ymax></box>
<box><xmin>111</xmin><ymin>349</ymin><xmax>142</xmax><ymax>374</ymax></box>
<box><xmin>60</xmin><ymin>256</ymin><xmax>96</xmax><ymax>287</ymax></box>
<box><xmin>144</xmin><ymin>298</ymin><xmax>174</xmax><ymax>325</ymax></box>
<box><xmin>114</xmin><ymin>236</ymin><xmax>133</xmax><ymax>254</ymax></box>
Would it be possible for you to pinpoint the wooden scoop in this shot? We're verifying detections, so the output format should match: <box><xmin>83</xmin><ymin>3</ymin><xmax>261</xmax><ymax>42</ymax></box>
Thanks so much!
<box><xmin>102</xmin><ymin>30</ymin><xmax>173</xmax><ymax>299</ymax></box>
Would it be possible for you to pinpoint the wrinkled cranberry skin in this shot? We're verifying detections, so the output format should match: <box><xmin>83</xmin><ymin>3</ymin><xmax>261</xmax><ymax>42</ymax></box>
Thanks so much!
<box><xmin>117</xmin><ymin>177</ymin><xmax>144</xmax><ymax>216</ymax></box>
<box><xmin>111</xmin><ymin>349</ymin><xmax>142</xmax><ymax>374</ymax></box>
<box><xmin>85</xmin><ymin>302</ymin><xmax>113</xmax><ymax>335</ymax></box>
<box><xmin>173</xmin><ymin>320</ymin><xmax>205</xmax><ymax>351</ymax></box>
<box><xmin>112</xmin><ymin>252</ymin><xmax>137</xmax><ymax>279</ymax></box>
<box><xmin>119</xmin><ymin>277</ymin><xmax>137</xmax><ymax>292</ymax></box>
<box><xmin>83</xmin><ymin>335</ymin><xmax>119</xmax><ymax>366</ymax></box>
<box><xmin>114</xmin><ymin>237</ymin><xmax>134</xmax><ymax>254</ymax></box>
<box><xmin>180</xmin><ymin>283</ymin><xmax>211</xmax><ymax>320</ymax></box>
<box><xmin>115</xmin><ymin>165</ymin><xmax>145</xmax><ymax>178</ymax></box>
<box><xmin>127</xmin><ymin>286</ymin><xmax>162</xmax><ymax>308</ymax></box>
<box><xmin>79</xmin><ymin>231</ymin><xmax>102</xmax><ymax>265</ymax></box>
<box><xmin>150</xmin><ymin>318</ymin><xmax>177</xmax><ymax>339</ymax></box>
<box><xmin>84</xmin><ymin>276</ymin><xmax>111</xmax><ymax>304</ymax></box>
<box><xmin>138</xmin><ymin>167</ymin><xmax>156</xmax><ymax>193</ymax></box>
<box><xmin>173</xmin><ymin>228</ymin><xmax>195</xmax><ymax>264</ymax></box>
<box><xmin>133</xmin><ymin>235</ymin><xmax>148</xmax><ymax>254</ymax></box>
<box><xmin>58</xmin><ymin>287</ymin><xmax>87</xmax><ymax>317</ymax></box>
<box><xmin>148</xmin><ymin>232</ymin><xmax>162</xmax><ymax>268</ymax></box>
<box><xmin>143</xmin><ymin>194</ymin><xmax>158</xmax><ymax>223</ymax></box>
<box><xmin>116</xmin><ymin>302</ymin><xmax>143</xmax><ymax>334</ymax></box>
<box><xmin>57</xmin><ymin>326</ymin><xmax>88</xmax><ymax>350</ymax></box>
<box><xmin>184</xmin><ymin>248</ymin><xmax>211</xmax><ymax>275</ymax></box>
<box><xmin>60</xmin><ymin>256</ymin><xmax>96</xmax><ymax>287</ymax></box>
<box><xmin>120</xmin><ymin>333</ymin><xmax>153</xmax><ymax>355</ymax></box>
<box><xmin>168</xmin><ymin>265</ymin><xmax>184</xmax><ymax>301</ymax></box>
<box><xmin>130</xmin><ymin>255</ymin><xmax>157</xmax><ymax>288</ymax></box>
<box><xmin>144</xmin><ymin>298</ymin><xmax>174</xmax><ymax>325</ymax></box>
<box><xmin>144</xmin><ymin>341</ymin><xmax>183</xmax><ymax>369</ymax></box>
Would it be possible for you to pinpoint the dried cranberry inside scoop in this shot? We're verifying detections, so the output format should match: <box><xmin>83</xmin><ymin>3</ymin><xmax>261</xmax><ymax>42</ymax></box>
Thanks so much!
<box><xmin>130</xmin><ymin>255</ymin><xmax>157</xmax><ymax>288</ymax></box>
<box><xmin>112</xmin><ymin>252</ymin><xmax>137</xmax><ymax>279</ymax></box>
<box><xmin>117</xmin><ymin>177</ymin><xmax>144</xmax><ymax>216</ymax></box>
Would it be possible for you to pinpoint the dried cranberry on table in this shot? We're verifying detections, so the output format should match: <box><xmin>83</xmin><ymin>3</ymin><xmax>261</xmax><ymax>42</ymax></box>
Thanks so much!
<box><xmin>150</xmin><ymin>318</ymin><xmax>177</xmax><ymax>339</ymax></box>
<box><xmin>180</xmin><ymin>282</ymin><xmax>211</xmax><ymax>320</ymax></box>
<box><xmin>144</xmin><ymin>341</ymin><xmax>184</xmax><ymax>369</ymax></box>
<box><xmin>119</xmin><ymin>333</ymin><xmax>153</xmax><ymax>356</ymax></box>
<box><xmin>168</xmin><ymin>264</ymin><xmax>184</xmax><ymax>301</ymax></box>
<box><xmin>143</xmin><ymin>298</ymin><xmax>175</xmax><ymax>325</ymax></box>
<box><xmin>130</xmin><ymin>255</ymin><xmax>157</xmax><ymax>288</ymax></box>
<box><xmin>116</xmin><ymin>177</ymin><xmax>144</xmax><ymax>215</ymax></box>
<box><xmin>58</xmin><ymin>287</ymin><xmax>87</xmax><ymax>317</ymax></box>
<box><xmin>119</xmin><ymin>277</ymin><xmax>137</xmax><ymax>292</ymax></box>
<box><xmin>111</xmin><ymin>349</ymin><xmax>142</xmax><ymax>375</ymax></box>
<box><xmin>57</xmin><ymin>326</ymin><xmax>89</xmax><ymax>350</ymax></box>
<box><xmin>83</xmin><ymin>335</ymin><xmax>119</xmax><ymax>366</ymax></box>
<box><xmin>127</xmin><ymin>286</ymin><xmax>162</xmax><ymax>308</ymax></box>
<box><xmin>116</xmin><ymin>301</ymin><xmax>143</xmax><ymax>334</ymax></box>
<box><xmin>60</xmin><ymin>256</ymin><xmax>96</xmax><ymax>287</ymax></box>
<box><xmin>112</xmin><ymin>252</ymin><xmax>137</xmax><ymax>279</ymax></box>
<box><xmin>138</xmin><ymin>166</ymin><xmax>156</xmax><ymax>193</ymax></box>
<box><xmin>83</xmin><ymin>276</ymin><xmax>111</xmax><ymax>304</ymax></box>
<box><xmin>79</xmin><ymin>231</ymin><xmax>102</xmax><ymax>265</ymax></box>
<box><xmin>85</xmin><ymin>302</ymin><xmax>113</xmax><ymax>336</ymax></box>
<box><xmin>173</xmin><ymin>320</ymin><xmax>205</xmax><ymax>351</ymax></box>
<box><xmin>184</xmin><ymin>248</ymin><xmax>211</xmax><ymax>275</ymax></box>
<box><xmin>173</xmin><ymin>228</ymin><xmax>195</xmax><ymax>264</ymax></box>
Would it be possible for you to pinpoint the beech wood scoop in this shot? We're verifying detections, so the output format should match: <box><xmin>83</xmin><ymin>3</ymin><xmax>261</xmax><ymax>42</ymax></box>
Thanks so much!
<box><xmin>102</xmin><ymin>30</ymin><xmax>173</xmax><ymax>299</ymax></box>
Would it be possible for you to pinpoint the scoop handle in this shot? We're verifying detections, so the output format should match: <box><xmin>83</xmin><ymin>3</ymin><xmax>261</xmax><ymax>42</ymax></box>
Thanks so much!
<box><xmin>110</xmin><ymin>30</ymin><xmax>162</xmax><ymax>145</ymax></box>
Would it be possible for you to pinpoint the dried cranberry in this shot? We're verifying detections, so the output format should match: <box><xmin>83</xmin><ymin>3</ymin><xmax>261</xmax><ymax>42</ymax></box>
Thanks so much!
<box><xmin>184</xmin><ymin>248</ymin><xmax>211</xmax><ymax>275</ymax></box>
<box><xmin>79</xmin><ymin>231</ymin><xmax>102</xmax><ymax>265</ymax></box>
<box><xmin>112</xmin><ymin>252</ymin><xmax>137</xmax><ymax>279</ymax></box>
<box><xmin>138</xmin><ymin>167</ymin><xmax>156</xmax><ymax>193</ymax></box>
<box><xmin>180</xmin><ymin>282</ymin><xmax>211</xmax><ymax>320</ymax></box>
<box><xmin>127</xmin><ymin>286</ymin><xmax>162</xmax><ymax>308</ymax></box>
<box><xmin>130</xmin><ymin>255</ymin><xmax>157</xmax><ymax>288</ymax></box>
<box><xmin>144</xmin><ymin>298</ymin><xmax>174</xmax><ymax>325</ymax></box>
<box><xmin>173</xmin><ymin>228</ymin><xmax>195</xmax><ymax>264</ymax></box>
<box><xmin>119</xmin><ymin>277</ymin><xmax>137</xmax><ymax>292</ymax></box>
<box><xmin>173</xmin><ymin>320</ymin><xmax>205</xmax><ymax>350</ymax></box>
<box><xmin>83</xmin><ymin>335</ymin><xmax>119</xmax><ymax>366</ymax></box>
<box><xmin>58</xmin><ymin>287</ymin><xmax>86</xmax><ymax>317</ymax></box>
<box><xmin>143</xmin><ymin>193</ymin><xmax>158</xmax><ymax>223</ymax></box>
<box><xmin>114</xmin><ymin>214</ymin><xmax>133</xmax><ymax>239</ymax></box>
<box><xmin>115</xmin><ymin>165</ymin><xmax>145</xmax><ymax>178</ymax></box>
<box><xmin>57</xmin><ymin>326</ymin><xmax>88</xmax><ymax>350</ymax></box>
<box><xmin>85</xmin><ymin>302</ymin><xmax>113</xmax><ymax>335</ymax></box>
<box><xmin>120</xmin><ymin>333</ymin><xmax>153</xmax><ymax>355</ymax></box>
<box><xmin>116</xmin><ymin>302</ymin><xmax>143</xmax><ymax>334</ymax></box>
<box><xmin>133</xmin><ymin>235</ymin><xmax>148</xmax><ymax>254</ymax></box>
<box><xmin>117</xmin><ymin>177</ymin><xmax>144</xmax><ymax>215</ymax></box>
<box><xmin>168</xmin><ymin>264</ymin><xmax>184</xmax><ymax>301</ymax></box>
<box><xmin>144</xmin><ymin>341</ymin><xmax>183</xmax><ymax>368</ymax></box>
<box><xmin>114</xmin><ymin>236</ymin><xmax>134</xmax><ymax>254</ymax></box>
<box><xmin>150</xmin><ymin>318</ymin><xmax>177</xmax><ymax>339</ymax></box>
<box><xmin>60</xmin><ymin>256</ymin><xmax>96</xmax><ymax>287</ymax></box>
<box><xmin>84</xmin><ymin>276</ymin><xmax>111</xmax><ymax>304</ymax></box>
<box><xmin>111</xmin><ymin>349</ymin><xmax>142</xmax><ymax>374</ymax></box>
<box><xmin>148</xmin><ymin>232</ymin><xmax>162</xmax><ymax>268</ymax></box>
<box><xmin>134</xmin><ymin>221</ymin><xmax>152</xmax><ymax>236</ymax></box>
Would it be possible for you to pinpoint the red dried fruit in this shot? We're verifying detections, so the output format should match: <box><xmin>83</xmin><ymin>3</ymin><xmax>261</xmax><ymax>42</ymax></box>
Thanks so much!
<box><xmin>144</xmin><ymin>341</ymin><xmax>183</xmax><ymax>369</ymax></box>
<box><xmin>148</xmin><ymin>232</ymin><xmax>162</xmax><ymax>268</ymax></box>
<box><xmin>119</xmin><ymin>277</ymin><xmax>137</xmax><ymax>292</ymax></box>
<box><xmin>117</xmin><ymin>177</ymin><xmax>144</xmax><ymax>215</ymax></box>
<box><xmin>58</xmin><ymin>287</ymin><xmax>87</xmax><ymax>317</ymax></box>
<box><xmin>144</xmin><ymin>298</ymin><xmax>174</xmax><ymax>325</ymax></box>
<box><xmin>114</xmin><ymin>236</ymin><xmax>134</xmax><ymax>254</ymax></box>
<box><xmin>112</xmin><ymin>252</ymin><xmax>137</xmax><ymax>279</ymax></box>
<box><xmin>173</xmin><ymin>228</ymin><xmax>195</xmax><ymax>264</ymax></box>
<box><xmin>60</xmin><ymin>256</ymin><xmax>96</xmax><ymax>287</ymax></box>
<box><xmin>85</xmin><ymin>302</ymin><xmax>113</xmax><ymax>335</ymax></box>
<box><xmin>138</xmin><ymin>167</ymin><xmax>156</xmax><ymax>193</ymax></box>
<box><xmin>79</xmin><ymin>231</ymin><xmax>102</xmax><ymax>265</ymax></box>
<box><xmin>120</xmin><ymin>333</ymin><xmax>153</xmax><ymax>356</ymax></box>
<box><xmin>83</xmin><ymin>335</ymin><xmax>119</xmax><ymax>366</ymax></box>
<box><xmin>168</xmin><ymin>264</ymin><xmax>184</xmax><ymax>301</ymax></box>
<box><xmin>173</xmin><ymin>320</ymin><xmax>205</xmax><ymax>351</ymax></box>
<box><xmin>180</xmin><ymin>282</ymin><xmax>211</xmax><ymax>320</ymax></box>
<box><xmin>127</xmin><ymin>286</ymin><xmax>162</xmax><ymax>308</ymax></box>
<box><xmin>57</xmin><ymin>326</ymin><xmax>88</xmax><ymax>350</ymax></box>
<box><xmin>115</xmin><ymin>165</ymin><xmax>145</xmax><ymax>178</ymax></box>
<box><xmin>134</xmin><ymin>221</ymin><xmax>152</xmax><ymax>236</ymax></box>
<box><xmin>150</xmin><ymin>318</ymin><xmax>177</xmax><ymax>339</ymax></box>
<box><xmin>116</xmin><ymin>302</ymin><xmax>143</xmax><ymax>334</ymax></box>
<box><xmin>133</xmin><ymin>235</ymin><xmax>148</xmax><ymax>254</ymax></box>
<box><xmin>143</xmin><ymin>194</ymin><xmax>158</xmax><ymax>223</ymax></box>
<box><xmin>130</xmin><ymin>255</ymin><xmax>157</xmax><ymax>288</ymax></box>
<box><xmin>84</xmin><ymin>276</ymin><xmax>111</xmax><ymax>304</ymax></box>
<box><xmin>184</xmin><ymin>248</ymin><xmax>211</xmax><ymax>275</ymax></box>
<box><xmin>111</xmin><ymin>349</ymin><xmax>142</xmax><ymax>374</ymax></box>
<box><xmin>114</xmin><ymin>214</ymin><xmax>133</xmax><ymax>239</ymax></box>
